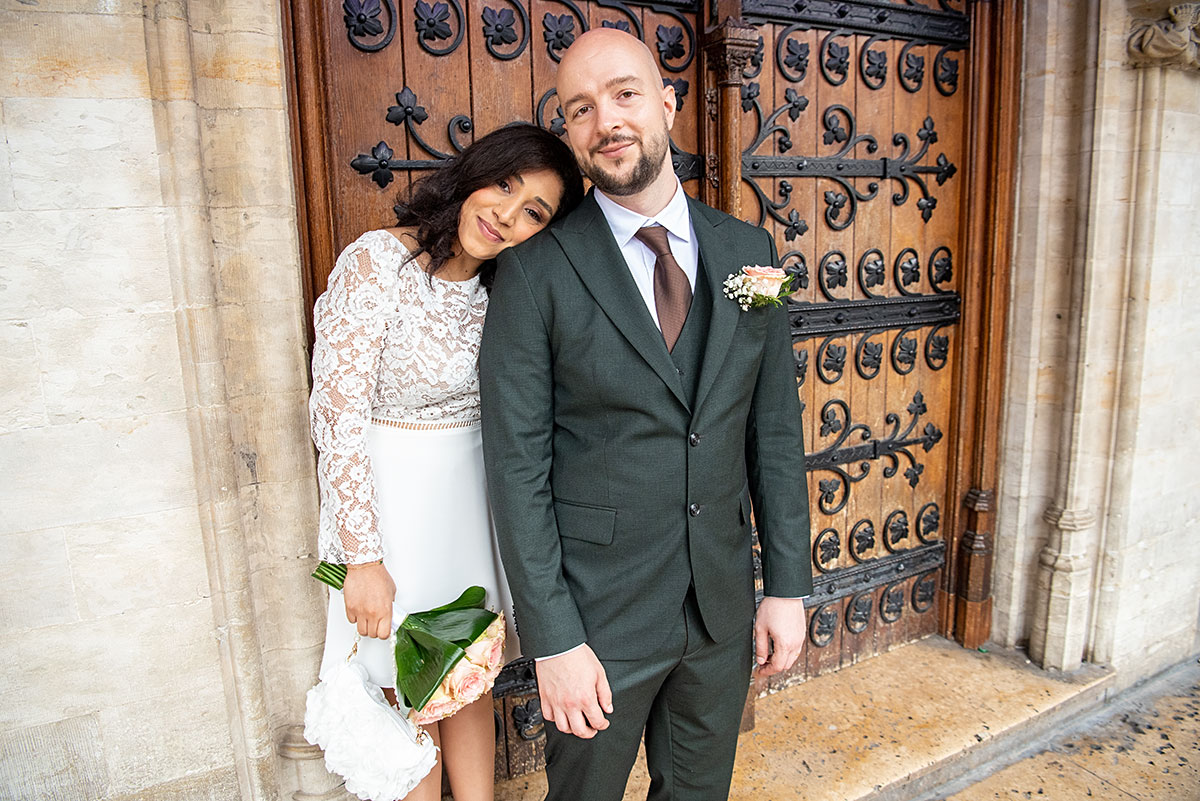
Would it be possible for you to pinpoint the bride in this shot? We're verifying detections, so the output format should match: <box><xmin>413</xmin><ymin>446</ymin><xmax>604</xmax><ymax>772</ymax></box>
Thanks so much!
<box><xmin>310</xmin><ymin>123</ymin><xmax>583</xmax><ymax>800</ymax></box>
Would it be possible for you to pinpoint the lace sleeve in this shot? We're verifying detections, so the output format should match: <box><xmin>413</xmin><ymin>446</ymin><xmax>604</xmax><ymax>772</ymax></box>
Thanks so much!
<box><xmin>310</xmin><ymin>236</ymin><xmax>396</xmax><ymax>565</ymax></box>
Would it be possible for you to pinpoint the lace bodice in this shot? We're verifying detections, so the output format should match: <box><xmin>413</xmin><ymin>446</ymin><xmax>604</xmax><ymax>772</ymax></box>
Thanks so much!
<box><xmin>310</xmin><ymin>229</ymin><xmax>489</xmax><ymax>564</ymax></box>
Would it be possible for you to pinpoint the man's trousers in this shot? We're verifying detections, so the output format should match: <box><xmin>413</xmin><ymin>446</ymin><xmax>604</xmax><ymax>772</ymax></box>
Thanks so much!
<box><xmin>542</xmin><ymin>590</ymin><xmax>754</xmax><ymax>801</ymax></box>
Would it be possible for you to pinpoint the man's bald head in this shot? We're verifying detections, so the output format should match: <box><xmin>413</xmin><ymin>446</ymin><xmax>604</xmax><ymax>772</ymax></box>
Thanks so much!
<box><xmin>554</xmin><ymin>29</ymin><xmax>677</xmax><ymax>201</ymax></box>
<box><xmin>557</xmin><ymin>29</ymin><xmax>662</xmax><ymax>104</ymax></box>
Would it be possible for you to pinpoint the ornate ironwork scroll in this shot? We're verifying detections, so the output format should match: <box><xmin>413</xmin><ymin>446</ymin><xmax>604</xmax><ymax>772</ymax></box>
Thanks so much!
<box><xmin>413</xmin><ymin>0</ymin><xmax>466</xmax><ymax>55</ymax></box>
<box><xmin>810</xmin><ymin>541</ymin><xmax>945</xmax><ymax>604</ymax></box>
<box><xmin>806</xmin><ymin>392</ymin><xmax>943</xmax><ymax>514</ymax></box>
<box><xmin>741</xmin><ymin>106</ymin><xmax>958</xmax><ymax>229</ymax></box>
<box><xmin>482</xmin><ymin>1</ymin><xmax>530</xmax><ymax>59</ymax></box>
<box><xmin>349</xmin><ymin>86</ymin><xmax>474</xmax><ymax>187</ymax></box>
<box><xmin>789</xmin><ymin>294</ymin><xmax>960</xmax><ymax>340</ymax></box>
<box><xmin>344</xmin><ymin>0</ymin><xmax>399</xmax><ymax>52</ymax></box>
<box><xmin>741</xmin><ymin>0</ymin><xmax>969</xmax><ymax>45</ymax></box>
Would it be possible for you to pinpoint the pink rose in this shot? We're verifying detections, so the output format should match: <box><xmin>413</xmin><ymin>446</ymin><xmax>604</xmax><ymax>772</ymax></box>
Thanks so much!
<box><xmin>465</xmin><ymin>616</ymin><xmax>507</xmax><ymax>671</ymax></box>
<box><xmin>464</xmin><ymin>635</ymin><xmax>493</xmax><ymax>666</ymax></box>
<box><xmin>742</xmin><ymin>265</ymin><xmax>787</xmax><ymax>297</ymax></box>
<box><xmin>410</xmin><ymin>693</ymin><xmax>461</xmax><ymax>726</ymax></box>
<box><xmin>485</xmin><ymin>636</ymin><xmax>505</xmax><ymax>670</ymax></box>
<box><xmin>446</xmin><ymin>659</ymin><xmax>489</xmax><ymax>702</ymax></box>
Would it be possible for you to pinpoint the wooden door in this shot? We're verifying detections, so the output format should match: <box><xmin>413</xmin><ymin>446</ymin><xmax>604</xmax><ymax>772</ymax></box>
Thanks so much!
<box><xmin>283</xmin><ymin>0</ymin><xmax>1016</xmax><ymax>779</ymax></box>
<box><xmin>735</xmin><ymin>0</ymin><xmax>971</xmax><ymax>690</ymax></box>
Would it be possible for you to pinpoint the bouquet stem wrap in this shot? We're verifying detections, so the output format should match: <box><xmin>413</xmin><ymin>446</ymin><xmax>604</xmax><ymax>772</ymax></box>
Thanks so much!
<box><xmin>313</xmin><ymin>562</ymin><xmax>504</xmax><ymax>722</ymax></box>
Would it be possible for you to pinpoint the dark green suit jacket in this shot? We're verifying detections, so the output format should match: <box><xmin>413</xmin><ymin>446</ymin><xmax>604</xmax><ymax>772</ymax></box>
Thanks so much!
<box><xmin>480</xmin><ymin>192</ymin><xmax>812</xmax><ymax>660</ymax></box>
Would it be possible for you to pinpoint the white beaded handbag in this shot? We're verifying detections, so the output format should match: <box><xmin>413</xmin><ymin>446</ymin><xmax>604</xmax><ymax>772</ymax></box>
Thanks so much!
<box><xmin>304</xmin><ymin>637</ymin><xmax>437</xmax><ymax>801</ymax></box>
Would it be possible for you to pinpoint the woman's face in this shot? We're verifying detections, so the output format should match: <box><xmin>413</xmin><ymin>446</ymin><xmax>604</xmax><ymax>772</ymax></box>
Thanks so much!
<box><xmin>456</xmin><ymin>168</ymin><xmax>564</xmax><ymax>262</ymax></box>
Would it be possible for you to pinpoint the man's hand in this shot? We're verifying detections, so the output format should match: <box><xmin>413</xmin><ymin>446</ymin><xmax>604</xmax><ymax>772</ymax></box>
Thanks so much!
<box><xmin>753</xmin><ymin>596</ymin><xmax>807</xmax><ymax>677</ymax></box>
<box><xmin>342</xmin><ymin>562</ymin><xmax>396</xmax><ymax>639</ymax></box>
<box><xmin>535</xmin><ymin>645</ymin><xmax>613</xmax><ymax>739</ymax></box>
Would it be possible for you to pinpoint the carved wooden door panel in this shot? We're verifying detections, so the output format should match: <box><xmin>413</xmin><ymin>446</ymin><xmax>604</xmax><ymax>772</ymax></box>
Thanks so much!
<box><xmin>734</xmin><ymin>0</ymin><xmax>971</xmax><ymax>690</ymax></box>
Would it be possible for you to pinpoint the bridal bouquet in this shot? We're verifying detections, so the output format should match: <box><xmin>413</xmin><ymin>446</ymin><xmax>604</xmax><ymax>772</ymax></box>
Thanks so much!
<box><xmin>311</xmin><ymin>561</ymin><xmax>506</xmax><ymax>721</ymax></box>
<box><xmin>304</xmin><ymin>563</ymin><xmax>506</xmax><ymax>800</ymax></box>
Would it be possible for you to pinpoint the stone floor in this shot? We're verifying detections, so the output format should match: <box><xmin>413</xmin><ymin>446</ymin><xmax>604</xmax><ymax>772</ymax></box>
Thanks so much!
<box><xmin>494</xmin><ymin>636</ymin><xmax>1133</xmax><ymax>801</ymax></box>
<box><xmin>936</xmin><ymin>656</ymin><xmax>1200</xmax><ymax>801</ymax></box>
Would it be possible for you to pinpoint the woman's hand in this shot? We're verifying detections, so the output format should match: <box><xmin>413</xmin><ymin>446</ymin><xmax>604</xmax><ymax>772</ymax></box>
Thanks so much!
<box><xmin>342</xmin><ymin>562</ymin><xmax>396</xmax><ymax>639</ymax></box>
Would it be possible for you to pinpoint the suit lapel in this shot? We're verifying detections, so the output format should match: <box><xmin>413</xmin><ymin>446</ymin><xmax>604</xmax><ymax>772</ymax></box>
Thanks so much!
<box><xmin>551</xmin><ymin>194</ymin><xmax>689</xmax><ymax>410</ymax></box>
<box><xmin>690</xmin><ymin>197</ymin><xmax>741</xmax><ymax>417</ymax></box>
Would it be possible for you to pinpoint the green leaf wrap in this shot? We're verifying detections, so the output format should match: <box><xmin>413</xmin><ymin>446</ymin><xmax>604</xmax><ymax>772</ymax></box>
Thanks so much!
<box><xmin>311</xmin><ymin>568</ymin><xmax>499</xmax><ymax>712</ymax></box>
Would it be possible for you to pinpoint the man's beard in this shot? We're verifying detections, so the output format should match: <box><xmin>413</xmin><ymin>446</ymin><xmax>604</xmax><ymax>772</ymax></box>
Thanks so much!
<box><xmin>582</xmin><ymin>126</ymin><xmax>670</xmax><ymax>196</ymax></box>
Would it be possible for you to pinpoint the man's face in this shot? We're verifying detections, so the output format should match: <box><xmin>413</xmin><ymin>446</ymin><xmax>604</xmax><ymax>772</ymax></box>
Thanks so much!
<box><xmin>556</xmin><ymin>39</ymin><xmax>676</xmax><ymax>196</ymax></box>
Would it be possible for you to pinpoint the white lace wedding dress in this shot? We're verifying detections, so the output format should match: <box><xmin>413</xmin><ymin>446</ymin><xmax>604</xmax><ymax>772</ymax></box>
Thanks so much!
<box><xmin>312</xmin><ymin>229</ymin><xmax>517</xmax><ymax>688</ymax></box>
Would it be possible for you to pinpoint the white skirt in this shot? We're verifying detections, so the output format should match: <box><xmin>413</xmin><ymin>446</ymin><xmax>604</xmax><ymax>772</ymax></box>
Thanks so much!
<box><xmin>319</xmin><ymin>420</ymin><xmax>518</xmax><ymax>689</ymax></box>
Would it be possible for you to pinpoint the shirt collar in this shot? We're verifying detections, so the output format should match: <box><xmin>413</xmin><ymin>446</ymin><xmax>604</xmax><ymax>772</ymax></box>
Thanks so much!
<box><xmin>594</xmin><ymin>180</ymin><xmax>693</xmax><ymax>249</ymax></box>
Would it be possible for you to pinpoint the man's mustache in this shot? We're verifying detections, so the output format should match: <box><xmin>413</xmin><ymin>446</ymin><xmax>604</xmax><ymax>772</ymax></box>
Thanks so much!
<box><xmin>591</xmin><ymin>134</ymin><xmax>640</xmax><ymax>156</ymax></box>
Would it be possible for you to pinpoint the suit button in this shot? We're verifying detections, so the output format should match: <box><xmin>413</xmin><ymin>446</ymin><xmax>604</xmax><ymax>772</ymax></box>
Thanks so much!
<box><xmin>688</xmin><ymin>503</ymin><xmax>701</xmax><ymax>517</ymax></box>
<box><xmin>688</xmin><ymin>432</ymin><xmax>701</xmax><ymax>447</ymax></box>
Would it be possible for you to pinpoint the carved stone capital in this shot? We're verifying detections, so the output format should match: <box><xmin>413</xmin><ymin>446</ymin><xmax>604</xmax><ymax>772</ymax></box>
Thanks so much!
<box><xmin>1128</xmin><ymin>3</ymin><xmax>1200</xmax><ymax>69</ymax></box>
<box><xmin>703</xmin><ymin>16</ymin><xmax>759</xmax><ymax>86</ymax></box>
<box><xmin>277</xmin><ymin>724</ymin><xmax>323</xmax><ymax>762</ymax></box>
<box><xmin>1042</xmin><ymin>502</ymin><xmax>1098</xmax><ymax>532</ymax></box>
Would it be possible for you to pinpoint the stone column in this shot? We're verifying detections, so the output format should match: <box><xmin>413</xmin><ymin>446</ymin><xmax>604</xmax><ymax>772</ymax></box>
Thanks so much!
<box><xmin>143</xmin><ymin>2</ymin><xmax>282</xmax><ymax>796</ymax></box>
<box><xmin>1023</xmin><ymin>0</ymin><xmax>1109</xmax><ymax>674</ymax></box>
<box><xmin>1011</xmin><ymin>0</ymin><xmax>1200</xmax><ymax>678</ymax></box>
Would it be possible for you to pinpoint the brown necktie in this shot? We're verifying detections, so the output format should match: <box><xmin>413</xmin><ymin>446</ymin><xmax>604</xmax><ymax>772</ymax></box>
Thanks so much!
<box><xmin>634</xmin><ymin>225</ymin><xmax>692</xmax><ymax>352</ymax></box>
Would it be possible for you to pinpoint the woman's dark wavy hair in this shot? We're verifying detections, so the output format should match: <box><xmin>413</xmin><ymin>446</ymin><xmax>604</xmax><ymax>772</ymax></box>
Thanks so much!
<box><xmin>393</xmin><ymin>123</ymin><xmax>584</xmax><ymax>287</ymax></box>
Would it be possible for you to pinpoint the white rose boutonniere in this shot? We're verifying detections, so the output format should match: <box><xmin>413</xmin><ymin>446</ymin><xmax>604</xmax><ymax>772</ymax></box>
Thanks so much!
<box><xmin>722</xmin><ymin>265</ymin><xmax>796</xmax><ymax>311</ymax></box>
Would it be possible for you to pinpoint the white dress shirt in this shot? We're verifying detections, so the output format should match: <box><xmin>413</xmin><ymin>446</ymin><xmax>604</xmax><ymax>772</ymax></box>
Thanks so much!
<box><xmin>593</xmin><ymin>181</ymin><xmax>698</xmax><ymax>331</ymax></box>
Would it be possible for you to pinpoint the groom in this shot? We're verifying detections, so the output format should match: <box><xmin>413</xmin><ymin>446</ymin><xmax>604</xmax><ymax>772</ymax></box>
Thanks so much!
<box><xmin>480</xmin><ymin>29</ymin><xmax>812</xmax><ymax>800</ymax></box>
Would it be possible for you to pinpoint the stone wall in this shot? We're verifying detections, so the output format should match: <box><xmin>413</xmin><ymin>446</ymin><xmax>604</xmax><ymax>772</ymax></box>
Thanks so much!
<box><xmin>995</xmin><ymin>0</ymin><xmax>1200</xmax><ymax>685</ymax></box>
<box><xmin>0</xmin><ymin>1</ymin><xmax>325</xmax><ymax>798</ymax></box>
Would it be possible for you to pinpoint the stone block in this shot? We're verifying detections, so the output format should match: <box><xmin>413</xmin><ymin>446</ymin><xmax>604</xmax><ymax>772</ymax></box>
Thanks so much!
<box><xmin>0</xmin><ymin>0</ymin><xmax>142</xmax><ymax>13</ymax></box>
<box><xmin>219</xmin><ymin>302</ymin><xmax>309</xmax><ymax>398</ymax></box>
<box><xmin>63</xmin><ymin>507</ymin><xmax>210</xmax><ymax>620</ymax></box>
<box><xmin>145</xmin><ymin>17</ymin><xmax>198</xmax><ymax>103</ymax></box>
<box><xmin>105</xmin><ymin>767</ymin><xmax>242</xmax><ymax>801</ymax></box>
<box><xmin>248</xmin><ymin>558</ymin><xmax>326</xmax><ymax>653</ymax></box>
<box><xmin>98</xmin><ymin>684</ymin><xmax>235</xmax><ymax>796</ymax></box>
<box><xmin>227</xmin><ymin>389</ymin><xmax>313</xmax><ymax>484</ymax></box>
<box><xmin>210</xmin><ymin>206</ymin><xmax>304</xmax><ymax>305</ymax></box>
<box><xmin>0</xmin><ymin>526</ymin><xmax>78</xmax><ymax>634</ymax></box>
<box><xmin>192</xmin><ymin>30</ymin><xmax>286</xmax><ymax>110</ymax></box>
<box><xmin>0</xmin><ymin>209</ymin><xmax>175</xmax><ymax>321</ymax></box>
<box><xmin>32</xmin><ymin>310</ymin><xmax>187</xmax><ymax>424</ymax></box>
<box><xmin>0</xmin><ymin>598</ymin><xmax>223</xmax><ymax>730</ymax></box>
<box><xmin>1163</xmin><ymin>71</ymin><xmax>1200</xmax><ymax>115</ymax></box>
<box><xmin>0</xmin><ymin>713</ymin><xmax>108</xmax><ymax>801</ymax></box>
<box><xmin>199</xmin><ymin>108</ymin><xmax>293</xmax><ymax>209</ymax></box>
<box><xmin>0</xmin><ymin>10</ymin><xmax>150</xmax><ymax>99</ymax></box>
<box><xmin>262</xmin><ymin>642</ymin><xmax>323</xmax><ymax>729</ymax></box>
<box><xmin>1156</xmin><ymin>144</ymin><xmax>1199</xmax><ymax>207</ymax></box>
<box><xmin>239</xmin><ymin>477</ymin><xmax>319</xmax><ymax>563</ymax></box>
<box><xmin>0</xmin><ymin>321</ymin><xmax>47</xmax><ymax>432</ymax></box>
<box><xmin>151</xmin><ymin>100</ymin><xmax>208</xmax><ymax>207</ymax></box>
<box><xmin>0</xmin><ymin>412</ymin><xmax>198</xmax><ymax>536</ymax></box>
<box><xmin>5</xmin><ymin>97</ymin><xmax>162</xmax><ymax>210</ymax></box>
<box><xmin>188</xmin><ymin>0</ymin><xmax>283</xmax><ymax>36</ymax></box>
<box><xmin>0</xmin><ymin>105</ymin><xmax>13</xmax><ymax>212</ymax></box>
